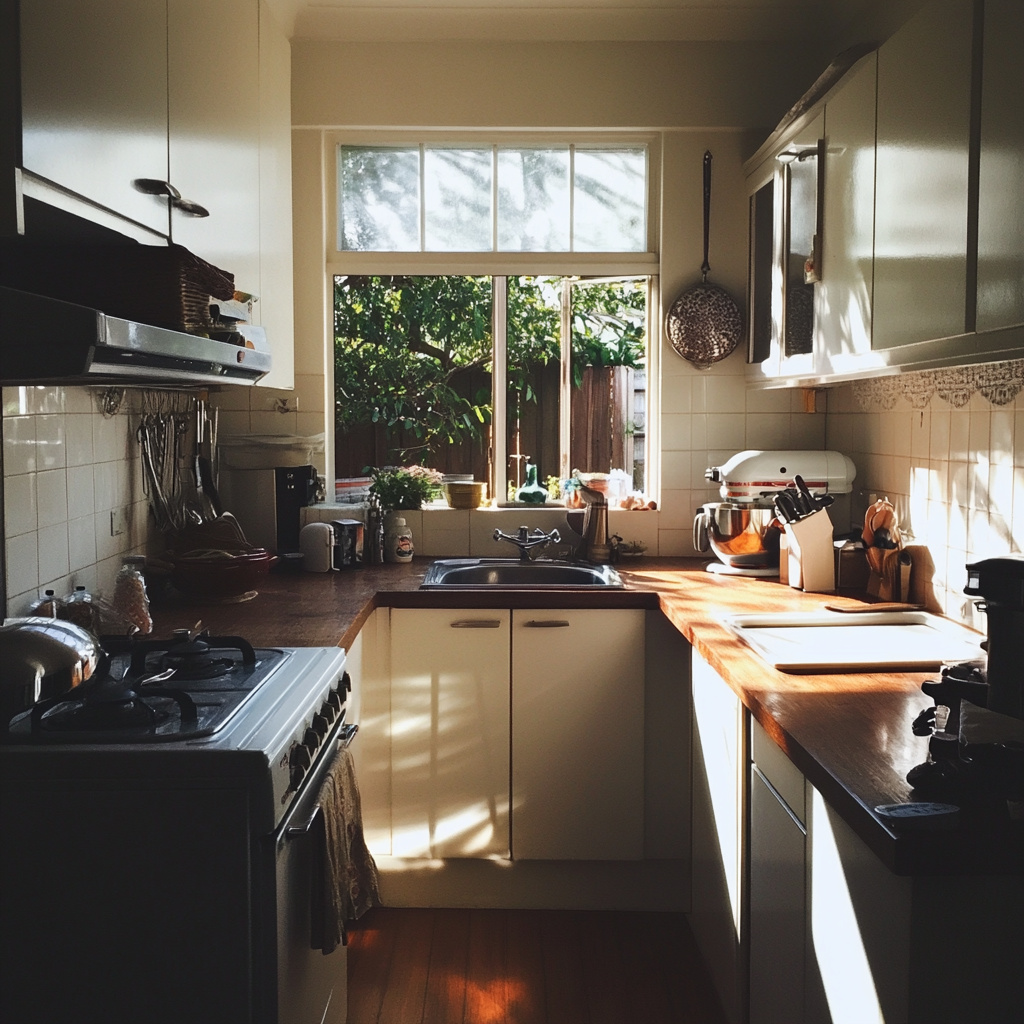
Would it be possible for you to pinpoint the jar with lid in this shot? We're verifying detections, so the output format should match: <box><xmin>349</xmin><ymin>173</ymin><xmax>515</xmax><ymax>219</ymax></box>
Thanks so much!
<box><xmin>111</xmin><ymin>556</ymin><xmax>153</xmax><ymax>635</ymax></box>
<box><xmin>60</xmin><ymin>585</ymin><xmax>100</xmax><ymax>634</ymax></box>
<box><xmin>385</xmin><ymin>517</ymin><xmax>414</xmax><ymax>563</ymax></box>
<box><xmin>28</xmin><ymin>589</ymin><xmax>59</xmax><ymax>618</ymax></box>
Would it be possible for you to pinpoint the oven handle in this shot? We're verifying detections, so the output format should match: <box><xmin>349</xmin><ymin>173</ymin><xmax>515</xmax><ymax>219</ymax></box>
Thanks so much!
<box><xmin>284</xmin><ymin>724</ymin><xmax>358</xmax><ymax>840</ymax></box>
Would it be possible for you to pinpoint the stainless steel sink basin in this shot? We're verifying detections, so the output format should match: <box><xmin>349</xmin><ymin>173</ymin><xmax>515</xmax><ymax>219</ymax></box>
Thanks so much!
<box><xmin>421</xmin><ymin>559</ymin><xmax>623</xmax><ymax>589</ymax></box>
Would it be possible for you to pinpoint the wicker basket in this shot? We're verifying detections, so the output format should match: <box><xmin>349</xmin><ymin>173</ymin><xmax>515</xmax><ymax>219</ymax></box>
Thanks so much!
<box><xmin>0</xmin><ymin>241</ymin><xmax>234</xmax><ymax>337</ymax></box>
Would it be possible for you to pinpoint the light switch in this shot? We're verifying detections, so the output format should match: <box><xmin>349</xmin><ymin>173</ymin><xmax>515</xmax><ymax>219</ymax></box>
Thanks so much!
<box><xmin>110</xmin><ymin>508</ymin><xmax>128</xmax><ymax>536</ymax></box>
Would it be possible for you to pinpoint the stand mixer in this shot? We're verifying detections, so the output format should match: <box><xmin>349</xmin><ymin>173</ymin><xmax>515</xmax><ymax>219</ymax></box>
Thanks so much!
<box><xmin>693</xmin><ymin>450</ymin><xmax>857</xmax><ymax>575</ymax></box>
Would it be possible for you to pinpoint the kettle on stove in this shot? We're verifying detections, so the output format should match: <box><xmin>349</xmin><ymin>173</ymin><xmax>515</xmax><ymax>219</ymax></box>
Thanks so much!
<box><xmin>0</xmin><ymin>617</ymin><xmax>101</xmax><ymax>726</ymax></box>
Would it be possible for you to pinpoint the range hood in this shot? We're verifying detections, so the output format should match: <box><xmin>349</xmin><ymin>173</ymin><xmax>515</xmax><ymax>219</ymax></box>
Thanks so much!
<box><xmin>0</xmin><ymin>286</ymin><xmax>270</xmax><ymax>386</ymax></box>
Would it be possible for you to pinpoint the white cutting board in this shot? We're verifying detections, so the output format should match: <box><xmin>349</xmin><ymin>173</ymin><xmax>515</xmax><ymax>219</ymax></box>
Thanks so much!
<box><xmin>723</xmin><ymin>611</ymin><xmax>985</xmax><ymax>672</ymax></box>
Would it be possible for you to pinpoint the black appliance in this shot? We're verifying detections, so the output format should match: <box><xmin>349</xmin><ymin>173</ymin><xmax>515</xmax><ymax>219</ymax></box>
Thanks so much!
<box><xmin>220</xmin><ymin>465</ymin><xmax>319</xmax><ymax>554</ymax></box>
<box><xmin>964</xmin><ymin>555</ymin><xmax>1024</xmax><ymax>720</ymax></box>
<box><xmin>0</xmin><ymin>629</ymin><xmax>354</xmax><ymax>1024</ymax></box>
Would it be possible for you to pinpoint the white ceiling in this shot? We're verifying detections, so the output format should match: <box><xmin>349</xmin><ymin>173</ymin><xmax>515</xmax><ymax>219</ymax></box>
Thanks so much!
<box><xmin>271</xmin><ymin>0</ymin><xmax>876</xmax><ymax>43</ymax></box>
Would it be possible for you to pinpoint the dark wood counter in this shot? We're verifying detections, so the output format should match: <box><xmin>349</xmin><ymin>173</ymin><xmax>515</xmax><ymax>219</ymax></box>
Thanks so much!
<box><xmin>149</xmin><ymin>557</ymin><xmax>1022</xmax><ymax>876</ymax></box>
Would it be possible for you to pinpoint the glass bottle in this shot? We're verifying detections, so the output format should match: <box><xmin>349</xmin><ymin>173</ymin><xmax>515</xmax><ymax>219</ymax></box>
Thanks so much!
<box><xmin>516</xmin><ymin>462</ymin><xmax>548</xmax><ymax>505</ymax></box>
<box><xmin>28</xmin><ymin>589</ymin><xmax>59</xmax><ymax>618</ymax></box>
<box><xmin>112</xmin><ymin>556</ymin><xmax>153</xmax><ymax>635</ymax></box>
<box><xmin>61</xmin><ymin>585</ymin><xmax>100</xmax><ymax>634</ymax></box>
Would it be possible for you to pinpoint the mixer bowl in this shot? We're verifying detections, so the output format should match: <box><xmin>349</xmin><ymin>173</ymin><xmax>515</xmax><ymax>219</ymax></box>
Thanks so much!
<box><xmin>694</xmin><ymin>502</ymin><xmax>780</xmax><ymax>568</ymax></box>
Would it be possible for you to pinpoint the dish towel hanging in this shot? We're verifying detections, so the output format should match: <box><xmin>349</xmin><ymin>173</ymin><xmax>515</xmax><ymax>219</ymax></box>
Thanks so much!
<box><xmin>313</xmin><ymin>745</ymin><xmax>382</xmax><ymax>954</ymax></box>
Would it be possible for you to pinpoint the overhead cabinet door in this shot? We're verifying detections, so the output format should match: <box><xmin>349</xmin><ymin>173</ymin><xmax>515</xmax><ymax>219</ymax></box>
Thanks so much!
<box><xmin>167</xmin><ymin>0</ymin><xmax>261</xmax><ymax>296</ymax></box>
<box><xmin>872</xmin><ymin>0</ymin><xmax>974</xmax><ymax>350</ymax></box>
<box><xmin>20</xmin><ymin>0</ymin><xmax>171</xmax><ymax>235</ymax></box>
<box><xmin>977</xmin><ymin>0</ymin><xmax>1024</xmax><ymax>332</ymax></box>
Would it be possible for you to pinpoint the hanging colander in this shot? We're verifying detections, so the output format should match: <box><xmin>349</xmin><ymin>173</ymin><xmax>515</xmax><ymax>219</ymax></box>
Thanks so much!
<box><xmin>666</xmin><ymin>151</ymin><xmax>744</xmax><ymax>370</ymax></box>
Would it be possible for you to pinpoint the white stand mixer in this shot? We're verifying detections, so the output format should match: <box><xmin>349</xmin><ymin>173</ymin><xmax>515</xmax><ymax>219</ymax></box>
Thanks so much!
<box><xmin>693</xmin><ymin>450</ymin><xmax>857</xmax><ymax>576</ymax></box>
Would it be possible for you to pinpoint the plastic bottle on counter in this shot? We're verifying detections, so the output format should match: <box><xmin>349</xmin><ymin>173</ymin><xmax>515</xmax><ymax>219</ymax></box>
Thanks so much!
<box><xmin>28</xmin><ymin>589</ymin><xmax>59</xmax><ymax>618</ymax></box>
<box><xmin>112</xmin><ymin>556</ymin><xmax>153</xmax><ymax>635</ymax></box>
<box><xmin>60</xmin><ymin>585</ymin><xmax>100</xmax><ymax>634</ymax></box>
<box><xmin>385</xmin><ymin>517</ymin><xmax>414</xmax><ymax>563</ymax></box>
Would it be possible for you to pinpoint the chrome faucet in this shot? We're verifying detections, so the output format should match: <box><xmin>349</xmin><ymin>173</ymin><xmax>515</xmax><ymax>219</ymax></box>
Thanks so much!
<box><xmin>493</xmin><ymin>526</ymin><xmax>561</xmax><ymax>561</ymax></box>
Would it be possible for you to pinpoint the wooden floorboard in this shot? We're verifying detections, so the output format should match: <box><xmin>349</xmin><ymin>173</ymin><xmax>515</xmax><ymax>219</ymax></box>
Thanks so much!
<box><xmin>348</xmin><ymin>908</ymin><xmax>727</xmax><ymax>1024</ymax></box>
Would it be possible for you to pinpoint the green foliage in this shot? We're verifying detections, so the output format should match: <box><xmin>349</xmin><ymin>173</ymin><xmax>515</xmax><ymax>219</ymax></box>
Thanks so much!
<box><xmin>334</xmin><ymin>275</ymin><xmax>492</xmax><ymax>460</ymax></box>
<box><xmin>367</xmin><ymin>465</ymin><xmax>442</xmax><ymax>511</ymax></box>
<box><xmin>334</xmin><ymin>275</ymin><xmax>646</xmax><ymax>457</ymax></box>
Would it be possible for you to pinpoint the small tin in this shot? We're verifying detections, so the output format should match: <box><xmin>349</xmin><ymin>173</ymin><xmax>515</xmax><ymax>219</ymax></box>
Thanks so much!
<box><xmin>331</xmin><ymin>519</ymin><xmax>364</xmax><ymax>568</ymax></box>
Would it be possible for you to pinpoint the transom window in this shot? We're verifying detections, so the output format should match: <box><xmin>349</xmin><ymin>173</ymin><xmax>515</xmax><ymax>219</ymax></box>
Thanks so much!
<box><xmin>338</xmin><ymin>144</ymin><xmax>648</xmax><ymax>253</ymax></box>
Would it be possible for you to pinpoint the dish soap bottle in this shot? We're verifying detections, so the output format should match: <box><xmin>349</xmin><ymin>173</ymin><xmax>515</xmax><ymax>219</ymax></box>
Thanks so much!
<box><xmin>385</xmin><ymin>517</ymin><xmax>414</xmax><ymax>563</ymax></box>
<box><xmin>516</xmin><ymin>462</ymin><xmax>548</xmax><ymax>505</ymax></box>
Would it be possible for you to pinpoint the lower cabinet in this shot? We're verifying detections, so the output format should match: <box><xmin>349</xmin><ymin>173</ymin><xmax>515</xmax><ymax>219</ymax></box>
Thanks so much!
<box><xmin>510</xmin><ymin>608</ymin><xmax>645</xmax><ymax>860</ymax></box>
<box><xmin>390</xmin><ymin>607</ymin><xmax>511</xmax><ymax>859</ymax></box>
<box><xmin>749</xmin><ymin>718</ymin><xmax>808</xmax><ymax>1024</ymax></box>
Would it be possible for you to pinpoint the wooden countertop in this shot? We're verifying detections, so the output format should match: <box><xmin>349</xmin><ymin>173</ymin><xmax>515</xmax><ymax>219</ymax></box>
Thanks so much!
<box><xmin>149</xmin><ymin>557</ymin><xmax>1022</xmax><ymax>876</ymax></box>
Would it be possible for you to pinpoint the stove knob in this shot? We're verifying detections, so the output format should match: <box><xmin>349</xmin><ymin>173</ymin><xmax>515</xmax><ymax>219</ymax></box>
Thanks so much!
<box><xmin>312</xmin><ymin>712</ymin><xmax>330</xmax><ymax>740</ymax></box>
<box><xmin>319</xmin><ymin>700</ymin><xmax>337</xmax><ymax>725</ymax></box>
<box><xmin>289</xmin><ymin>742</ymin><xmax>312</xmax><ymax>790</ymax></box>
<box><xmin>325</xmin><ymin>690</ymin><xmax>343</xmax><ymax>714</ymax></box>
<box><xmin>303</xmin><ymin>727</ymin><xmax>319</xmax><ymax>753</ymax></box>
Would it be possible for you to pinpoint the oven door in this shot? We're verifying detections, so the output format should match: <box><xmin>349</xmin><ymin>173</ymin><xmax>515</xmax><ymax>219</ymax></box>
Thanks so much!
<box><xmin>274</xmin><ymin>724</ymin><xmax>357</xmax><ymax>1024</ymax></box>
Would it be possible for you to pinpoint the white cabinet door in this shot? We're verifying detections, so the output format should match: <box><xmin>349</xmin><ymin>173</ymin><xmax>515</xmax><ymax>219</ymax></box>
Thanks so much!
<box><xmin>167</xmin><ymin>0</ymin><xmax>260</xmax><ymax>296</ymax></box>
<box><xmin>390</xmin><ymin>608</ymin><xmax>510</xmax><ymax>859</ymax></box>
<box><xmin>977</xmin><ymin>0</ymin><xmax>1024</xmax><ymax>333</ymax></box>
<box><xmin>750</xmin><ymin>760</ymin><xmax>807</xmax><ymax>1024</ymax></box>
<box><xmin>254</xmin><ymin>0</ymin><xmax>295</xmax><ymax>388</ymax></box>
<box><xmin>511</xmin><ymin>608</ymin><xmax>645</xmax><ymax>861</ymax></box>
<box><xmin>20</xmin><ymin>0</ymin><xmax>170</xmax><ymax>235</ymax></box>
<box><xmin>817</xmin><ymin>53</ymin><xmax>877</xmax><ymax>375</ymax></box>
<box><xmin>873</xmin><ymin>0</ymin><xmax>974</xmax><ymax>350</ymax></box>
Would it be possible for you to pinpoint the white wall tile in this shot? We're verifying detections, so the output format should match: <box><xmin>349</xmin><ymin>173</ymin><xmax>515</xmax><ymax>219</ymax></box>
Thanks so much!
<box><xmin>67</xmin><ymin>465</ymin><xmax>96</xmax><ymax>521</ymax></box>
<box><xmin>4</xmin><ymin>416</ymin><xmax>37</xmax><ymax>476</ymax></box>
<box><xmin>68</xmin><ymin>515</ymin><xmax>98</xmax><ymax>573</ymax></box>
<box><xmin>706</xmin><ymin>413</ymin><xmax>745</xmax><ymax>451</ymax></box>
<box><xmin>65</xmin><ymin>414</ymin><xmax>96</xmax><ymax>467</ymax></box>
<box><xmin>661</xmin><ymin>414</ymin><xmax>691</xmax><ymax>450</ymax></box>
<box><xmin>63</xmin><ymin>388</ymin><xmax>95</xmax><ymax>415</ymax></box>
<box><xmin>660</xmin><ymin>450</ymin><xmax>691</xmax><ymax>491</ymax></box>
<box><xmin>37</xmin><ymin>523</ymin><xmax>69</xmax><ymax>584</ymax></box>
<box><xmin>705</xmin><ymin>374</ymin><xmax>746</xmax><ymax>413</ymax></box>
<box><xmin>6</xmin><ymin>532</ymin><xmax>38</xmax><ymax>596</ymax></box>
<box><xmin>92</xmin><ymin>412</ymin><xmax>123</xmax><ymax>463</ymax></box>
<box><xmin>93</xmin><ymin>461</ymin><xmax>119</xmax><ymax>512</ymax></box>
<box><xmin>36</xmin><ymin>469</ymin><xmax>68</xmax><ymax>528</ymax></box>
<box><xmin>35</xmin><ymin>414</ymin><xmax>66</xmax><ymax>470</ymax></box>
<box><xmin>4</xmin><ymin>473</ymin><xmax>37</xmax><ymax>537</ymax></box>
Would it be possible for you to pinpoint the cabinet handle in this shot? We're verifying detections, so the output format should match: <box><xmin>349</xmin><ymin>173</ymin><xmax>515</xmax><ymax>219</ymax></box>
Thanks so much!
<box><xmin>523</xmin><ymin>620</ymin><xmax>570</xmax><ymax>628</ymax></box>
<box><xmin>450</xmin><ymin>619</ymin><xmax>502</xmax><ymax>628</ymax></box>
<box><xmin>132</xmin><ymin>179</ymin><xmax>210</xmax><ymax>218</ymax></box>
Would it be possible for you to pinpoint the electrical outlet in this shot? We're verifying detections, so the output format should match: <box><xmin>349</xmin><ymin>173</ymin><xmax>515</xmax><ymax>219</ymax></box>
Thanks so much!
<box><xmin>110</xmin><ymin>508</ymin><xmax>128</xmax><ymax>537</ymax></box>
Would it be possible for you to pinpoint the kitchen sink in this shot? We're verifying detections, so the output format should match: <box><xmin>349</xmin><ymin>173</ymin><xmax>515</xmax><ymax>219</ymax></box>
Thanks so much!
<box><xmin>421</xmin><ymin>559</ymin><xmax>624</xmax><ymax>589</ymax></box>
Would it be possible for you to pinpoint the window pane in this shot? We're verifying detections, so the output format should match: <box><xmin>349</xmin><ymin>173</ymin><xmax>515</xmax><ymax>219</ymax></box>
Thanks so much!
<box><xmin>506</xmin><ymin>277</ymin><xmax>562</xmax><ymax>501</ymax></box>
<box><xmin>338</xmin><ymin>146</ymin><xmax>420</xmax><ymax>251</ymax></box>
<box><xmin>573</xmin><ymin>148</ymin><xmax>647</xmax><ymax>252</ymax></box>
<box><xmin>424</xmin><ymin>148</ymin><xmax>492</xmax><ymax>251</ymax></box>
<box><xmin>497</xmin><ymin>149</ymin><xmax>570</xmax><ymax>251</ymax></box>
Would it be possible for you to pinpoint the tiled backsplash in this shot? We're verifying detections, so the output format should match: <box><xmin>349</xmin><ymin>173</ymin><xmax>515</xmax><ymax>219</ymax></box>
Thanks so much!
<box><xmin>2</xmin><ymin>386</ymin><xmax>151</xmax><ymax>617</ymax></box>
<box><xmin>826</xmin><ymin>381</ymin><xmax>1023</xmax><ymax>628</ymax></box>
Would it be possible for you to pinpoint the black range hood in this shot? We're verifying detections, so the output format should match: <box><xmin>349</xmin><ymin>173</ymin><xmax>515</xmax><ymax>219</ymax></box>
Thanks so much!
<box><xmin>0</xmin><ymin>286</ymin><xmax>270</xmax><ymax>386</ymax></box>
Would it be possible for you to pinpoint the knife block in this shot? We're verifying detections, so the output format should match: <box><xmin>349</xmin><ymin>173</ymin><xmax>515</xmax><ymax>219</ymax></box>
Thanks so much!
<box><xmin>783</xmin><ymin>508</ymin><xmax>835</xmax><ymax>593</ymax></box>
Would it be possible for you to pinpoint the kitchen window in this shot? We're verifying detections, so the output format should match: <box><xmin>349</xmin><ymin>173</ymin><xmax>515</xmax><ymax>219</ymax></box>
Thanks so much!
<box><xmin>338</xmin><ymin>144</ymin><xmax>648</xmax><ymax>253</ymax></box>
<box><xmin>329</xmin><ymin>132</ymin><xmax>661</xmax><ymax>503</ymax></box>
<box><xmin>334</xmin><ymin>274</ymin><xmax>650</xmax><ymax>500</ymax></box>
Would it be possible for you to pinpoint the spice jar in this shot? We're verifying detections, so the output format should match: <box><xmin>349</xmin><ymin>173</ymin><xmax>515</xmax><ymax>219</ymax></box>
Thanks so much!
<box><xmin>111</xmin><ymin>556</ymin><xmax>153</xmax><ymax>635</ymax></box>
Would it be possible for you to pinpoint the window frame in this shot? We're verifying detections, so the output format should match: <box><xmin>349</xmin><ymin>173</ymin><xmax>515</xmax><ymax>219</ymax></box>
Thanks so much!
<box><xmin>325</xmin><ymin>130</ymin><xmax>662</xmax><ymax>505</ymax></box>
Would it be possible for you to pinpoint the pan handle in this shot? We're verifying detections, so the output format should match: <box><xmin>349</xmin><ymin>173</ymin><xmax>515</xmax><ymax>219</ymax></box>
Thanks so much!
<box><xmin>701</xmin><ymin>150</ymin><xmax>712</xmax><ymax>283</ymax></box>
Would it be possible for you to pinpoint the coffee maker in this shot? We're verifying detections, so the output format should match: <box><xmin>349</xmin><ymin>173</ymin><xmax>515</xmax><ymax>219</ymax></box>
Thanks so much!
<box><xmin>964</xmin><ymin>555</ymin><xmax>1024</xmax><ymax>720</ymax></box>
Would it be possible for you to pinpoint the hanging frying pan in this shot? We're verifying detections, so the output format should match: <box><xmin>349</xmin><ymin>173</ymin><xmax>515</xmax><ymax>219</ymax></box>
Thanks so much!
<box><xmin>666</xmin><ymin>151</ymin><xmax>743</xmax><ymax>370</ymax></box>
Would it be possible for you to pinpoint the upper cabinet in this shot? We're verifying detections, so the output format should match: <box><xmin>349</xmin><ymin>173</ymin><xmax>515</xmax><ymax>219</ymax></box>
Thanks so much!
<box><xmin>167</xmin><ymin>0</ymin><xmax>261</xmax><ymax>300</ymax></box>
<box><xmin>7</xmin><ymin>0</ymin><xmax>294</xmax><ymax>385</ymax></box>
<box><xmin>977</xmin><ymin>0</ymin><xmax>1024</xmax><ymax>333</ymax></box>
<box><xmin>747</xmin><ymin>0</ymin><xmax>1024</xmax><ymax>386</ymax></box>
<box><xmin>872</xmin><ymin>0</ymin><xmax>974</xmax><ymax>350</ymax></box>
<box><xmin>20</xmin><ymin>0</ymin><xmax>171</xmax><ymax>238</ymax></box>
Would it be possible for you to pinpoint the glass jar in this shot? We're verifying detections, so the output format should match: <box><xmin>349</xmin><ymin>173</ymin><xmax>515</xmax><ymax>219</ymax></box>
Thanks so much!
<box><xmin>111</xmin><ymin>556</ymin><xmax>153</xmax><ymax>635</ymax></box>
<box><xmin>385</xmin><ymin>516</ymin><xmax>414</xmax><ymax>563</ymax></box>
<box><xmin>61</xmin><ymin>585</ymin><xmax>100</xmax><ymax>634</ymax></box>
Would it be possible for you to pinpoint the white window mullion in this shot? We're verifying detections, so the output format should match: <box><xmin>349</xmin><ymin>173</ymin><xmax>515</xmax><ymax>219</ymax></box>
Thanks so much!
<box><xmin>559</xmin><ymin>277</ymin><xmax>572</xmax><ymax>481</ymax></box>
<box><xmin>419</xmin><ymin>143</ymin><xmax>426</xmax><ymax>251</ymax></box>
<box><xmin>491</xmin><ymin>276</ymin><xmax>508</xmax><ymax>504</ymax></box>
<box><xmin>569</xmin><ymin>145</ymin><xmax>575</xmax><ymax>252</ymax></box>
<box><xmin>492</xmin><ymin>145</ymin><xmax>498</xmax><ymax>252</ymax></box>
